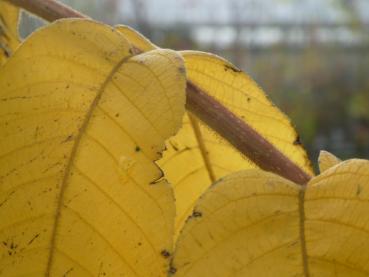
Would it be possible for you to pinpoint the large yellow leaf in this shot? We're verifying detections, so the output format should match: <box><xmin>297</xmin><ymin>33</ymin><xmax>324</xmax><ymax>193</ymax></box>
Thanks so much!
<box><xmin>0</xmin><ymin>0</ymin><xmax>20</xmax><ymax>65</ymax></box>
<box><xmin>172</xmin><ymin>159</ymin><xmax>369</xmax><ymax>276</ymax></box>
<box><xmin>0</xmin><ymin>19</ymin><xmax>186</xmax><ymax>276</ymax></box>
<box><xmin>116</xmin><ymin>25</ymin><xmax>313</xmax><ymax>238</ymax></box>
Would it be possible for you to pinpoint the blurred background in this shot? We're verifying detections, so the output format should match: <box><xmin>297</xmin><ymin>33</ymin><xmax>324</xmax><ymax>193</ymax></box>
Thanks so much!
<box><xmin>20</xmin><ymin>0</ymin><xmax>369</xmax><ymax>166</ymax></box>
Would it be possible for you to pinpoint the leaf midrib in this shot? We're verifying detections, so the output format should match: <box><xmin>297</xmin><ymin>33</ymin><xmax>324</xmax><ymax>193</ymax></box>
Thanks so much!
<box><xmin>298</xmin><ymin>187</ymin><xmax>309</xmax><ymax>277</ymax></box>
<box><xmin>188</xmin><ymin>113</ymin><xmax>216</xmax><ymax>183</ymax></box>
<box><xmin>45</xmin><ymin>54</ymin><xmax>133</xmax><ymax>276</ymax></box>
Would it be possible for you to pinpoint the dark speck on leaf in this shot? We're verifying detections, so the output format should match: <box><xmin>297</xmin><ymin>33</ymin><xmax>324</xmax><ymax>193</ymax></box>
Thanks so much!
<box><xmin>135</xmin><ymin>146</ymin><xmax>141</xmax><ymax>152</ymax></box>
<box><xmin>357</xmin><ymin>185</ymin><xmax>362</xmax><ymax>196</ymax></box>
<box><xmin>169</xmin><ymin>266</ymin><xmax>177</xmax><ymax>274</ymax></box>
<box><xmin>115</xmin><ymin>113</ymin><xmax>120</xmax><ymax>117</ymax></box>
<box><xmin>161</xmin><ymin>249</ymin><xmax>170</xmax><ymax>258</ymax></box>
<box><xmin>293</xmin><ymin>136</ymin><xmax>302</xmax><ymax>145</ymax></box>
<box><xmin>192</xmin><ymin>210</ymin><xmax>202</xmax><ymax>218</ymax></box>
<box><xmin>224</xmin><ymin>64</ymin><xmax>242</xmax><ymax>73</ymax></box>
<box><xmin>62</xmin><ymin>134</ymin><xmax>74</xmax><ymax>143</ymax></box>
<box><xmin>28</xmin><ymin>233</ymin><xmax>40</xmax><ymax>245</ymax></box>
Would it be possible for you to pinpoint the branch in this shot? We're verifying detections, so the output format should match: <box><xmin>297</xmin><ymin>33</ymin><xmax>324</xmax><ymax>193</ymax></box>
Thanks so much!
<box><xmin>7</xmin><ymin>0</ymin><xmax>86</xmax><ymax>21</ymax></box>
<box><xmin>6</xmin><ymin>0</ymin><xmax>312</xmax><ymax>185</ymax></box>
<box><xmin>186</xmin><ymin>83</ymin><xmax>311</xmax><ymax>185</ymax></box>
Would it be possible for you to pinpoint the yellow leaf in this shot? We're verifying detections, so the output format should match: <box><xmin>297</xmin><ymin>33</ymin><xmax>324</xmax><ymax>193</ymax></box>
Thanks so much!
<box><xmin>304</xmin><ymin>159</ymin><xmax>369</xmax><ymax>276</ymax></box>
<box><xmin>115</xmin><ymin>25</ymin><xmax>313</xmax><ymax>239</ymax></box>
<box><xmin>159</xmin><ymin>113</ymin><xmax>253</xmax><ymax>239</ymax></box>
<box><xmin>171</xmin><ymin>170</ymin><xmax>300</xmax><ymax>276</ymax></box>
<box><xmin>0</xmin><ymin>19</ymin><xmax>186</xmax><ymax>276</ymax></box>
<box><xmin>318</xmin><ymin>150</ymin><xmax>341</xmax><ymax>173</ymax></box>
<box><xmin>0</xmin><ymin>1</ymin><xmax>21</xmax><ymax>65</ymax></box>
<box><xmin>115</xmin><ymin>25</ymin><xmax>156</xmax><ymax>52</ymax></box>
<box><xmin>172</xmin><ymin>159</ymin><xmax>369</xmax><ymax>276</ymax></box>
<box><xmin>180</xmin><ymin>51</ymin><xmax>313</xmax><ymax>176</ymax></box>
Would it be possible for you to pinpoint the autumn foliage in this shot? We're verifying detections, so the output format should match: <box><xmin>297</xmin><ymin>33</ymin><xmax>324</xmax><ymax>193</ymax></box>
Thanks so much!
<box><xmin>1</xmin><ymin>1</ymin><xmax>369</xmax><ymax>276</ymax></box>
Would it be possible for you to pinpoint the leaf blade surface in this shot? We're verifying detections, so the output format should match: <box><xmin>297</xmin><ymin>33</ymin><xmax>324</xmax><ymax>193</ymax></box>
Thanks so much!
<box><xmin>0</xmin><ymin>19</ymin><xmax>186</xmax><ymax>277</ymax></box>
<box><xmin>172</xmin><ymin>159</ymin><xmax>369</xmax><ymax>276</ymax></box>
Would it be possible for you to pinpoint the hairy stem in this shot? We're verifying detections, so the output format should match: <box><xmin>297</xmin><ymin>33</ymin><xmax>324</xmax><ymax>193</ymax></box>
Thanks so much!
<box><xmin>6</xmin><ymin>0</ymin><xmax>312</xmax><ymax>185</ymax></box>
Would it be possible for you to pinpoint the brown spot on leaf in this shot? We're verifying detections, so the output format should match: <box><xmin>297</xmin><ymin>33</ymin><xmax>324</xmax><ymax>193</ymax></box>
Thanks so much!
<box><xmin>224</xmin><ymin>64</ymin><xmax>242</xmax><ymax>73</ymax></box>
<box><xmin>3</xmin><ymin>48</ymin><xmax>10</xmax><ymax>58</ymax></box>
<box><xmin>161</xmin><ymin>249</ymin><xmax>170</xmax><ymax>258</ymax></box>
<box><xmin>168</xmin><ymin>266</ymin><xmax>177</xmax><ymax>274</ymax></box>
<box><xmin>28</xmin><ymin>233</ymin><xmax>40</xmax><ymax>245</ymax></box>
<box><xmin>131</xmin><ymin>46</ymin><xmax>142</xmax><ymax>55</ymax></box>
<box><xmin>62</xmin><ymin>134</ymin><xmax>74</xmax><ymax>143</ymax></box>
<box><xmin>10</xmin><ymin>242</ymin><xmax>17</xmax><ymax>249</ymax></box>
<box><xmin>293</xmin><ymin>136</ymin><xmax>302</xmax><ymax>145</ymax></box>
<box><xmin>192</xmin><ymin>210</ymin><xmax>202</xmax><ymax>218</ymax></box>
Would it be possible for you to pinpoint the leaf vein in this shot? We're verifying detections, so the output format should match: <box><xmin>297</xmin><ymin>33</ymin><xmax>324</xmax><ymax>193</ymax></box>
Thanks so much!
<box><xmin>64</xmin><ymin>206</ymin><xmax>140</xmax><ymax>277</ymax></box>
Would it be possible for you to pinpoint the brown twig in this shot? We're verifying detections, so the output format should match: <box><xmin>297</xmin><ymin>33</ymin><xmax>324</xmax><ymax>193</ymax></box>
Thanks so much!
<box><xmin>6</xmin><ymin>0</ymin><xmax>312</xmax><ymax>185</ymax></box>
<box><xmin>6</xmin><ymin>0</ymin><xmax>86</xmax><ymax>21</ymax></box>
<box><xmin>186</xmin><ymin>83</ymin><xmax>311</xmax><ymax>185</ymax></box>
